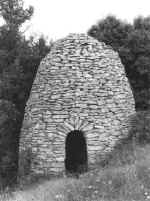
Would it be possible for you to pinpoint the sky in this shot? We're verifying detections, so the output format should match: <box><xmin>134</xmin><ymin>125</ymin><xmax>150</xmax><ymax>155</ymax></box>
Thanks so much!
<box><xmin>6</xmin><ymin>0</ymin><xmax>150</xmax><ymax>41</ymax></box>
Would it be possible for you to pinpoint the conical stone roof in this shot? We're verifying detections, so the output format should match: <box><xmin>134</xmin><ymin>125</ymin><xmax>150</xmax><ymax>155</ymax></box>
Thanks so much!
<box><xmin>19</xmin><ymin>33</ymin><xmax>135</xmax><ymax>176</ymax></box>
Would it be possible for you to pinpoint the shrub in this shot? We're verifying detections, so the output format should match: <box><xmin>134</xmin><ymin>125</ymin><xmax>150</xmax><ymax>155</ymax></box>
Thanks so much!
<box><xmin>18</xmin><ymin>147</ymin><xmax>33</xmax><ymax>177</ymax></box>
<box><xmin>93</xmin><ymin>111</ymin><xmax>150</xmax><ymax>169</ymax></box>
<box><xmin>129</xmin><ymin>111</ymin><xmax>150</xmax><ymax>144</ymax></box>
<box><xmin>0</xmin><ymin>100</ymin><xmax>20</xmax><ymax>186</ymax></box>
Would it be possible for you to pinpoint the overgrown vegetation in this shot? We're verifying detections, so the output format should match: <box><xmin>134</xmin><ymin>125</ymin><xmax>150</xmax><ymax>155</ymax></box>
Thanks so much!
<box><xmin>0</xmin><ymin>0</ymin><xmax>51</xmax><ymax>186</ymax></box>
<box><xmin>0</xmin><ymin>0</ymin><xmax>150</xmax><ymax>195</ymax></box>
<box><xmin>0</xmin><ymin>111</ymin><xmax>146</xmax><ymax>201</ymax></box>
<box><xmin>56</xmin><ymin>111</ymin><xmax>150</xmax><ymax>201</ymax></box>
<box><xmin>2</xmin><ymin>114</ymin><xmax>150</xmax><ymax>201</ymax></box>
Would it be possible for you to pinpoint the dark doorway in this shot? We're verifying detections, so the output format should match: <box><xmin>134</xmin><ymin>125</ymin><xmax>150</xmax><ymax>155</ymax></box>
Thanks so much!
<box><xmin>65</xmin><ymin>130</ymin><xmax>88</xmax><ymax>175</ymax></box>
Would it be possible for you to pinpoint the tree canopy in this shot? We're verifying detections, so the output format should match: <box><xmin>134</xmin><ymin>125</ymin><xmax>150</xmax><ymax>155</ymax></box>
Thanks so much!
<box><xmin>0</xmin><ymin>0</ymin><xmax>51</xmax><ymax>186</ymax></box>
<box><xmin>88</xmin><ymin>16</ymin><xmax>150</xmax><ymax>110</ymax></box>
<box><xmin>0</xmin><ymin>0</ymin><xmax>33</xmax><ymax>31</ymax></box>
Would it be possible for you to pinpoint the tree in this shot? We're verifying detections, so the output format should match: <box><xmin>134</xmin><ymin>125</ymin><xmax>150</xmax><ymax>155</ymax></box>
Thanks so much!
<box><xmin>134</xmin><ymin>16</ymin><xmax>150</xmax><ymax>31</ymax></box>
<box><xmin>0</xmin><ymin>0</ymin><xmax>51</xmax><ymax>185</ymax></box>
<box><xmin>0</xmin><ymin>0</ymin><xmax>51</xmax><ymax>112</ymax></box>
<box><xmin>88</xmin><ymin>16</ymin><xmax>150</xmax><ymax>110</ymax></box>
<box><xmin>0</xmin><ymin>100</ymin><xmax>20</xmax><ymax>187</ymax></box>
<box><xmin>0</xmin><ymin>0</ymin><xmax>33</xmax><ymax>65</ymax></box>
<box><xmin>0</xmin><ymin>0</ymin><xmax>33</xmax><ymax>31</ymax></box>
<box><xmin>88</xmin><ymin>16</ymin><xmax>132</xmax><ymax>51</ymax></box>
<box><xmin>0</xmin><ymin>0</ymin><xmax>34</xmax><ymax>110</ymax></box>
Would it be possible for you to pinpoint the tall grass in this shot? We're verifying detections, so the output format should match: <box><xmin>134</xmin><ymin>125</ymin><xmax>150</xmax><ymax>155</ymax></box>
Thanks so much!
<box><xmin>56</xmin><ymin>143</ymin><xmax>150</xmax><ymax>201</ymax></box>
<box><xmin>2</xmin><ymin>111</ymin><xmax>150</xmax><ymax>201</ymax></box>
<box><xmin>3</xmin><ymin>142</ymin><xmax>149</xmax><ymax>201</ymax></box>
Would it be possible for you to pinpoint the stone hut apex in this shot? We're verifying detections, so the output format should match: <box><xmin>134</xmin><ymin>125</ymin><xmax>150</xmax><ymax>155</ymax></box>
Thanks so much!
<box><xmin>19</xmin><ymin>33</ymin><xmax>135</xmax><ymax>176</ymax></box>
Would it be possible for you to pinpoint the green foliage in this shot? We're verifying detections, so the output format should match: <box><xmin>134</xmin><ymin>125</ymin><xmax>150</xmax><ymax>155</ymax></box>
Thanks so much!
<box><xmin>88</xmin><ymin>15</ymin><xmax>150</xmax><ymax>110</ymax></box>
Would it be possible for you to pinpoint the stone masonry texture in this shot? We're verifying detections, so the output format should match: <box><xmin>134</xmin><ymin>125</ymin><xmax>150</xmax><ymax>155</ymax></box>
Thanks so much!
<box><xmin>19</xmin><ymin>33</ymin><xmax>135</xmax><ymax>176</ymax></box>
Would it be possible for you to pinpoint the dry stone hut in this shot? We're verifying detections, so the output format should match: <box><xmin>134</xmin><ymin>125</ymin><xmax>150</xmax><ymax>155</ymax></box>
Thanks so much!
<box><xmin>19</xmin><ymin>33</ymin><xmax>135</xmax><ymax>176</ymax></box>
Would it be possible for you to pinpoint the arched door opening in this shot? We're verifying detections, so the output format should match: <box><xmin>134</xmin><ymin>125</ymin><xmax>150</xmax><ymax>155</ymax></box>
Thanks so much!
<box><xmin>65</xmin><ymin>130</ymin><xmax>88</xmax><ymax>175</ymax></box>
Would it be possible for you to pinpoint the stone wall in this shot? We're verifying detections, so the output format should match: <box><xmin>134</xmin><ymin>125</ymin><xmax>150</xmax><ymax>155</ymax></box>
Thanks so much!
<box><xmin>19</xmin><ymin>33</ymin><xmax>135</xmax><ymax>176</ymax></box>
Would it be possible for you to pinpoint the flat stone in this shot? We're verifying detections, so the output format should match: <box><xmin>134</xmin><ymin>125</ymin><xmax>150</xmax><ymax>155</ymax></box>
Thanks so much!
<box><xmin>19</xmin><ymin>33</ymin><xmax>135</xmax><ymax>177</ymax></box>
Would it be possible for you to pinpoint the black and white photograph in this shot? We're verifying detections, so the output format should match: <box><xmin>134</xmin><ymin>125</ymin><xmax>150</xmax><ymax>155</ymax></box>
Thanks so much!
<box><xmin>0</xmin><ymin>0</ymin><xmax>150</xmax><ymax>200</ymax></box>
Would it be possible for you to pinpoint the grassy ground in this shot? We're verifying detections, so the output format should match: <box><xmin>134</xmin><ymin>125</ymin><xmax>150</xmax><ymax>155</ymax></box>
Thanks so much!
<box><xmin>1</xmin><ymin>110</ymin><xmax>150</xmax><ymax>201</ymax></box>
<box><xmin>2</xmin><ymin>139</ymin><xmax>150</xmax><ymax>201</ymax></box>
